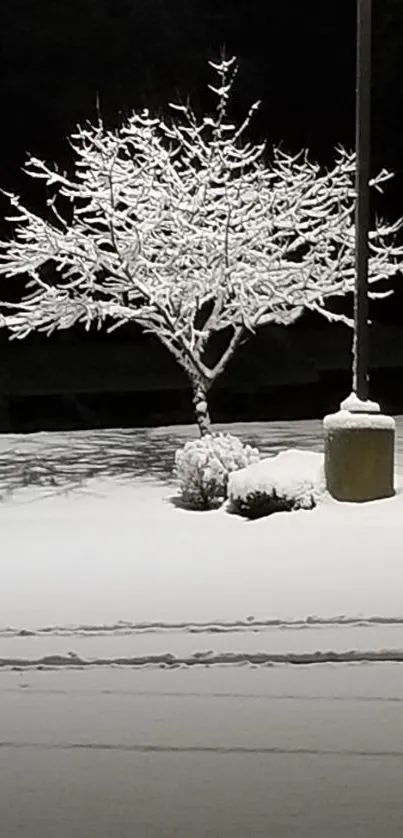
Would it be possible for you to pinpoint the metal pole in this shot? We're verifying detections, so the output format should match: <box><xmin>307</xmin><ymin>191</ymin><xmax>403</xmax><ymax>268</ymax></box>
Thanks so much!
<box><xmin>324</xmin><ymin>0</ymin><xmax>395</xmax><ymax>503</ymax></box>
<box><xmin>353</xmin><ymin>0</ymin><xmax>372</xmax><ymax>401</ymax></box>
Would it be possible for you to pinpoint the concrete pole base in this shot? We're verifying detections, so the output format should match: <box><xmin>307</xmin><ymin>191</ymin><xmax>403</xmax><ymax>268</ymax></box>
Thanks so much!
<box><xmin>324</xmin><ymin>410</ymin><xmax>395</xmax><ymax>503</ymax></box>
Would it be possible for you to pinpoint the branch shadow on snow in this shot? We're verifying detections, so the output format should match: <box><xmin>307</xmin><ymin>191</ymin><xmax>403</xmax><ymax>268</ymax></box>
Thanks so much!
<box><xmin>0</xmin><ymin>420</ymin><xmax>326</xmax><ymax>500</ymax></box>
<box><xmin>0</xmin><ymin>429</ymin><xmax>179</xmax><ymax>499</ymax></box>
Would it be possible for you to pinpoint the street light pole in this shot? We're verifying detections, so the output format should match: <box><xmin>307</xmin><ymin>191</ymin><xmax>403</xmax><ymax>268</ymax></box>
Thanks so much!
<box><xmin>324</xmin><ymin>0</ymin><xmax>395</xmax><ymax>503</ymax></box>
<box><xmin>353</xmin><ymin>0</ymin><xmax>371</xmax><ymax>402</ymax></box>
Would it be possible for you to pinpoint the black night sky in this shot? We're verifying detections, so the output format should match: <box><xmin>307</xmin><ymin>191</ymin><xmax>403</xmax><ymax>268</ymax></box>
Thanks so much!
<box><xmin>0</xmin><ymin>0</ymin><xmax>403</xmax><ymax>430</ymax></box>
<box><xmin>1</xmin><ymin>2</ymin><xmax>402</xmax><ymax>197</ymax></box>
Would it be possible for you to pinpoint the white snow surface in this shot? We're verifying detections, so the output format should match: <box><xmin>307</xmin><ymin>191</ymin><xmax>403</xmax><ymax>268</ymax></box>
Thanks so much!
<box><xmin>324</xmin><ymin>410</ymin><xmax>396</xmax><ymax>431</ymax></box>
<box><xmin>1</xmin><ymin>419</ymin><xmax>403</xmax><ymax>666</ymax></box>
<box><xmin>228</xmin><ymin>449</ymin><xmax>324</xmax><ymax>507</ymax></box>
<box><xmin>1</xmin><ymin>467</ymin><xmax>403</xmax><ymax>630</ymax></box>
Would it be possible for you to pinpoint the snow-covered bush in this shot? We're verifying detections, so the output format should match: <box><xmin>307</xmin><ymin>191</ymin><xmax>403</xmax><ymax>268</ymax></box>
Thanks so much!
<box><xmin>175</xmin><ymin>433</ymin><xmax>260</xmax><ymax>510</ymax></box>
<box><xmin>228</xmin><ymin>449</ymin><xmax>324</xmax><ymax>519</ymax></box>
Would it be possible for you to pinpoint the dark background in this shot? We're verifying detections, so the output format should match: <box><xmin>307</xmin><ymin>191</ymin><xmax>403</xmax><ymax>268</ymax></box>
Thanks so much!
<box><xmin>0</xmin><ymin>0</ymin><xmax>402</xmax><ymax>432</ymax></box>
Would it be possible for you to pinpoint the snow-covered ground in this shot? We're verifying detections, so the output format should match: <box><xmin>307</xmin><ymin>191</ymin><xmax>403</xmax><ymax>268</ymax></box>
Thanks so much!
<box><xmin>1</xmin><ymin>419</ymin><xmax>403</xmax><ymax>670</ymax></box>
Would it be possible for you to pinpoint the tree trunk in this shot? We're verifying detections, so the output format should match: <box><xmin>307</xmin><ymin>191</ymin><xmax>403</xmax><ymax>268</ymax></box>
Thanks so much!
<box><xmin>191</xmin><ymin>377</ymin><xmax>212</xmax><ymax>436</ymax></box>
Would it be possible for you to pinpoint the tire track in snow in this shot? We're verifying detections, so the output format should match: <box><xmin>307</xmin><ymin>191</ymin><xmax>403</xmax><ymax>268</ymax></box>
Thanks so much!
<box><xmin>3</xmin><ymin>648</ymin><xmax>403</xmax><ymax>670</ymax></box>
<box><xmin>2</xmin><ymin>615</ymin><xmax>403</xmax><ymax>637</ymax></box>
<box><xmin>1</xmin><ymin>741</ymin><xmax>403</xmax><ymax>757</ymax></box>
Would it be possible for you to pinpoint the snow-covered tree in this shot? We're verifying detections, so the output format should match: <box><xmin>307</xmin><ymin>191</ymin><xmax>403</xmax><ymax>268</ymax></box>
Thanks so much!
<box><xmin>0</xmin><ymin>56</ymin><xmax>402</xmax><ymax>435</ymax></box>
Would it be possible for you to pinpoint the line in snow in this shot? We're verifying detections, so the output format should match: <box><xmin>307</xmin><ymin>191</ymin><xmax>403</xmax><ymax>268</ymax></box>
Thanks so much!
<box><xmin>3</xmin><ymin>689</ymin><xmax>403</xmax><ymax>703</ymax></box>
<box><xmin>2</xmin><ymin>649</ymin><xmax>403</xmax><ymax>670</ymax></box>
<box><xmin>0</xmin><ymin>742</ymin><xmax>402</xmax><ymax>758</ymax></box>
<box><xmin>2</xmin><ymin>615</ymin><xmax>403</xmax><ymax>638</ymax></box>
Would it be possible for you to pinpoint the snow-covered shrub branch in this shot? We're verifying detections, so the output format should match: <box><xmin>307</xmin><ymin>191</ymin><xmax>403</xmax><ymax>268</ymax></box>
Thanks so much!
<box><xmin>175</xmin><ymin>432</ymin><xmax>260</xmax><ymax>510</ymax></box>
<box><xmin>0</xmin><ymin>56</ymin><xmax>402</xmax><ymax>434</ymax></box>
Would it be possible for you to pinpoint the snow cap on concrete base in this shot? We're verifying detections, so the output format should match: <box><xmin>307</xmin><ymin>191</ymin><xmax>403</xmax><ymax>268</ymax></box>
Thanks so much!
<box><xmin>340</xmin><ymin>392</ymin><xmax>381</xmax><ymax>414</ymax></box>
<box><xmin>324</xmin><ymin>410</ymin><xmax>396</xmax><ymax>433</ymax></box>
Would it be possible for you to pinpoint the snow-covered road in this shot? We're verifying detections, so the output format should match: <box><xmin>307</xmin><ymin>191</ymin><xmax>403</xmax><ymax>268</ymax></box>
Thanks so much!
<box><xmin>2</xmin><ymin>665</ymin><xmax>403</xmax><ymax>838</ymax></box>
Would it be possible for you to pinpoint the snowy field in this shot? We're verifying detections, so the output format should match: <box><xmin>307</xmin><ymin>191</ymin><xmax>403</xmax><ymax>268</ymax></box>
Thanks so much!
<box><xmin>1</xmin><ymin>418</ymin><xmax>403</xmax><ymax>669</ymax></box>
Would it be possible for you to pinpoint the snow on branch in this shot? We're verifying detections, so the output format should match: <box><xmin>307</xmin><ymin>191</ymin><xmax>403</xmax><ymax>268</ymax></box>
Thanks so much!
<box><xmin>0</xmin><ymin>56</ymin><xmax>402</xmax><ymax>391</ymax></box>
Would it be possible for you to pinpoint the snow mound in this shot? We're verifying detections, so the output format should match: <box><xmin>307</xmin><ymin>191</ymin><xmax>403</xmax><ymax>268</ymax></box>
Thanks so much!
<box><xmin>339</xmin><ymin>393</ymin><xmax>381</xmax><ymax>414</ymax></box>
<box><xmin>228</xmin><ymin>449</ymin><xmax>324</xmax><ymax>519</ymax></box>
